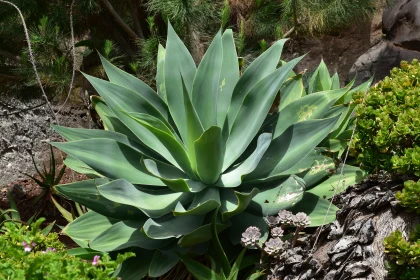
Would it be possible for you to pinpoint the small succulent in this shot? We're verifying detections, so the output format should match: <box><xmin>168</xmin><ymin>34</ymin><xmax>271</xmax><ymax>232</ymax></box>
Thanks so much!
<box><xmin>293</xmin><ymin>212</ymin><xmax>311</xmax><ymax>227</ymax></box>
<box><xmin>271</xmin><ymin>227</ymin><xmax>284</xmax><ymax>238</ymax></box>
<box><xmin>241</xmin><ymin>226</ymin><xmax>262</xmax><ymax>247</ymax></box>
<box><xmin>264</xmin><ymin>238</ymin><xmax>284</xmax><ymax>255</ymax></box>
<box><xmin>277</xmin><ymin>210</ymin><xmax>295</xmax><ymax>225</ymax></box>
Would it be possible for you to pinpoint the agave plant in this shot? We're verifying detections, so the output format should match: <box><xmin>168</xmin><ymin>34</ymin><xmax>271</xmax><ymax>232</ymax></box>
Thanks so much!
<box><xmin>51</xmin><ymin>23</ymin><xmax>367</xmax><ymax>278</ymax></box>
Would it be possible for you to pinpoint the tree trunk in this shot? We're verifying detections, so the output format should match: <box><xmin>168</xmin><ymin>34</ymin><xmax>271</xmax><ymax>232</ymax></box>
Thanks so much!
<box><xmin>100</xmin><ymin>0</ymin><xmax>140</xmax><ymax>41</ymax></box>
<box><xmin>127</xmin><ymin>0</ymin><xmax>144</xmax><ymax>39</ymax></box>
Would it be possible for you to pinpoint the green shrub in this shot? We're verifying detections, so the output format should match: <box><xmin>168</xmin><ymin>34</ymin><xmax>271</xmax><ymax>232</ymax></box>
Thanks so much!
<box><xmin>0</xmin><ymin>218</ymin><xmax>133</xmax><ymax>280</ymax></box>
<box><xmin>395</xmin><ymin>180</ymin><xmax>420</xmax><ymax>214</ymax></box>
<box><xmin>384</xmin><ymin>225</ymin><xmax>420</xmax><ymax>280</ymax></box>
<box><xmin>353</xmin><ymin>59</ymin><xmax>420</xmax><ymax>176</ymax></box>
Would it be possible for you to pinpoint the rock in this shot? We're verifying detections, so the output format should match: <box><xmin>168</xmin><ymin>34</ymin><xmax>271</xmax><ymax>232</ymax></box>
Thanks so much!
<box><xmin>0</xmin><ymin>97</ymin><xmax>89</xmax><ymax>187</ymax></box>
<box><xmin>357</xmin><ymin>220</ymin><xmax>375</xmax><ymax>244</ymax></box>
<box><xmin>329</xmin><ymin>236</ymin><xmax>358</xmax><ymax>255</ymax></box>
<box><xmin>382</xmin><ymin>0</ymin><xmax>420</xmax><ymax>50</ymax></box>
<box><xmin>340</xmin><ymin>261</ymin><xmax>370</xmax><ymax>278</ymax></box>
<box><xmin>348</xmin><ymin>0</ymin><xmax>420</xmax><ymax>85</ymax></box>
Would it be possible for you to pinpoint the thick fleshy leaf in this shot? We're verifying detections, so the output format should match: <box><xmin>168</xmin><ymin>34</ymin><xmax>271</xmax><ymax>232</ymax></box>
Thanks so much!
<box><xmin>52</xmin><ymin>125</ymin><xmax>158</xmax><ymax>159</ymax></box>
<box><xmin>84</xmin><ymin>74</ymin><xmax>179</xmax><ymax>165</ymax></box>
<box><xmin>224</xmin><ymin>56</ymin><xmax>304</xmax><ymax>170</ymax></box>
<box><xmin>308</xmin><ymin>60</ymin><xmax>331</xmax><ymax>94</ymax></box>
<box><xmin>66</xmin><ymin>248</ymin><xmax>104</xmax><ymax>260</ymax></box>
<box><xmin>220</xmin><ymin>188</ymin><xmax>259</xmax><ymax>221</ymax></box>
<box><xmin>97</xmin><ymin>179</ymin><xmax>193</xmax><ymax>218</ymax></box>
<box><xmin>307</xmin><ymin>165</ymin><xmax>366</xmax><ymax>199</ymax></box>
<box><xmin>144</xmin><ymin>159</ymin><xmax>206</xmax><ymax>193</ymax></box>
<box><xmin>331</xmin><ymin>73</ymin><xmax>340</xmax><ymax>90</ymax></box>
<box><xmin>245</xmin><ymin>176</ymin><xmax>305</xmax><ymax>216</ymax></box>
<box><xmin>180</xmin><ymin>255</ymin><xmax>225</xmax><ymax>280</ymax></box>
<box><xmin>178</xmin><ymin>222</ymin><xmax>229</xmax><ymax>247</ymax></box>
<box><xmin>217</xmin><ymin>29</ymin><xmax>239</xmax><ymax>127</ymax></box>
<box><xmin>217</xmin><ymin>133</ymin><xmax>271</xmax><ymax>188</ymax></box>
<box><xmin>173</xmin><ymin>187</ymin><xmax>221</xmax><ymax>216</ymax></box>
<box><xmin>124</xmin><ymin>112</ymin><xmax>195</xmax><ymax>177</ymax></box>
<box><xmin>54</xmin><ymin>178</ymin><xmax>145</xmax><ymax>220</ymax></box>
<box><xmin>274</xmin><ymin>87</ymin><xmax>349</xmax><ymax>138</ymax></box>
<box><xmin>227</xmin><ymin>39</ymin><xmax>288</xmax><ymax>130</ymax></box>
<box><xmin>195</xmin><ymin>126</ymin><xmax>225</xmax><ymax>184</ymax></box>
<box><xmin>64</xmin><ymin>156</ymin><xmax>102</xmax><ymax>177</ymax></box>
<box><xmin>143</xmin><ymin>215</ymin><xmax>204</xmax><ymax>239</ymax></box>
<box><xmin>90</xmin><ymin>220</ymin><xmax>172</xmax><ymax>251</ymax></box>
<box><xmin>165</xmin><ymin>22</ymin><xmax>196</xmax><ymax>143</ymax></box>
<box><xmin>301</xmin><ymin>155</ymin><xmax>336</xmax><ymax>189</ymax></box>
<box><xmin>156</xmin><ymin>44</ymin><xmax>167</xmax><ymax>102</ymax></box>
<box><xmin>229</xmin><ymin>211</ymin><xmax>269</xmax><ymax>245</ymax></box>
<box><xmin>246</xmin><ymin>116</ymin><xmax>340</xmax><ymax>181</ymax></box>
<box><xmin>63</xmin><ymin>211</ymin><xmax>119</xmax><ymax>244</ymax></box>
<box><xmin>149</xmin><ymin>248</ymin><xmax>180</xmax><ymax>277</ymax></box>
<box><xmin>192</xmin><ymin>31</ymin><xmax>223</xmax><ymax>129</ymax></box>
<box><xmin>91</xmin><ymin>97</ymin><xmax>161</xmax><ymax>162</ymax></box>
<box><xmin>335</xmin><ymin>76</ymin><xmax>372</xmax><ymax>105</ymax></box>
<box><xmin>99</xmin><ymin>54</ymin><xmax>168</xmax><ymax>119</ymax></box>
<box><xmin>291</xmin><ymin>193</ymin><xmax>338</xmax><ymax>227</ymax></box>
<box><xmin>51</xmin><ymin>139</ymin><xmax>163</xmax><ymax>185</ymax></box>
<box><xmin>278</xmin><ymin>74</ymin><xmax>305</xmax><ymax>111</ymax></box>
<box><xmin>181</xmin><ymin>76</ymin><xmax>204</xmax><ymax>171</ymax></box>
<box><xmin>116</xmin><ymin>248</ymin><xmax>154</xmax><ymax>280</ymax></box>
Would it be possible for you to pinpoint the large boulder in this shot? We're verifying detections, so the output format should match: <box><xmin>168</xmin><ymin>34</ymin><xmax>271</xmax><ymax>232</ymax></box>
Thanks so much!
<box><xmin>348</xmin><ymin>0</ymin><xmax>420</xmax><ymax>85</ymax></box>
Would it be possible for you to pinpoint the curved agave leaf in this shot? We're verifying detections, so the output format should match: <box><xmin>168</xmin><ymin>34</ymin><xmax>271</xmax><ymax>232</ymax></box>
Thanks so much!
<box><xmin>52</xmin><ymin>125</ymin><xmax>157</xmax><ymax>159</ymax></box>
<box><xmin>99</xmin><ymin>54</ymin><xmax>169</xmax><ymax>119</ymax></box>
<box><xmin>217</xmin><ymin>133</ymin><xmax>271</xmax><ymax>188</ymax></box>
<box><xmin>173</xmin><ymin>187</ymin><xmax>220</xmax><ymax>216</ymax></box>
<box><xmin>195</xmin><ymin>126</ymin><xmax>225</xmax><ymax>184</ymax></box>
<box><xmin>143</xmin><ymin>215</ymin><xmax>204</xmax><ymax>239</ymax></box>
<box><xmin>246</xmin><ymin>116</ymin><xmax>340</xmax><ymax>182</ymax></box>
<box><xmin>273</xmin><ymin>87</ymin><xmax>349</xmax><ymax>138</ymax></box>
<box><xmin>156</xmin><ymin>44</ymin><xmax>167</xmax><ymax>102</ymax></box>
<box><xmin>192</xmin><ymin>31</ymin><xmax>223</xmax><ymax>129</ymax></box>
<box><xmin>165</xmin><ymin>22</ymin><xmax>196</xmax><ymax>143</ymax></box>
<box><xmin>308</xmin><ymin>60</ymin><xmax>332</xmax><ymax>94</ymax></box>
<box><xmin>224</xmin><ymin>56</ymin><xmax>304</xmax><ymax>170</ymax></box>
<box><xmin>143</xmin><ymin>159</ymin><xmax>207</xmax><ymax>193</ymax></box>
<box><xmin>97</xmin><ymin>179</ymin><xmax>193</xmax><ymax>218</ymax></box>
<box><xmin>51</xmin><ymin>139</ymin><xmax>164</xmax><ymax>185</ymax></box>
<box><xmin>331</xmin><ymin>73</ymin><xmax>340</xmax><ymax>90</ymax></box>
<box><xmin>178</xmin><ymin>221</ymin><xmax>229</xmax><ymax>248</ymax></box>
<box><xmin>63</xmin><ymin>211</ymin><xmax>119</xmax><ymax>247</ymax></box>
<box><xmin>245</xmin><ymin>176</ymin><xmax>306</xmax><ymax>216</ymax></box>
<box><xmin>90</xmin><ymin>220</ymin><xmax>172</xmax><ymax>251</ymax></box>
<box><xmin>220</xmin><ymin>188</ymin><xmax>259</xmax><ymax>221</ymax></box>
<box><xmin>291</xmin><ymin>193</ymin><xmax>339</xmax><ymax>227</ymax></box>
<box><xmin>300</xmin><ymin>155</ymin><xmax>336</xmax><ymax>188</ymax></box>
<box><xmin>217</xmin><ymin>30</ymin><xmax>239</xmax><ymax>127</ymax></box>
<box><xmin>307</xmin><ymin>165</ymin><xmax>366</xmax><ymax>199</ymax></box>
<box><xmin>63</xmin><ymin>156</ymin><xmax>102</xmax><ymax>178</ymax></box>
<box><xmin>278</xmin><ymin>74</ymin><xmax>305</xmax><ymax>111</ymax></box>
<box><xmin>149</xmin><ymin>248</ymin><xmax>180</xmax><ymax>277</ymax></box>
<box><xmin>116</xmin><ymin>248</ymin><xmax>155</xmax><ymax>280</ymax></box>
<box><xmin>54</xmin><ymin>178</ymin><xmax>145</xmax><ymax>220</ymax></box>
<box><xmin>123</xmin><ymin>112</ymin><xmax>195</xmax><ymax>177</ymax></box>
<box><xmin>227</xmin><ymin>39</ymin><xmax>288</xmax><ymax>130</ymax></box>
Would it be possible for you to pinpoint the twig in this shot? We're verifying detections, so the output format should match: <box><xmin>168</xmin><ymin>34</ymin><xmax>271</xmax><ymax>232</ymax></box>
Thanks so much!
<box><xmin>0</xmin><ymin>0</ymin><xmax>59</xmax><ymax>125</ymax></box>
<box><xmin>57</xmin><ymin>0</ymin><xmax>76</xmax><ymax>114</ymax></box>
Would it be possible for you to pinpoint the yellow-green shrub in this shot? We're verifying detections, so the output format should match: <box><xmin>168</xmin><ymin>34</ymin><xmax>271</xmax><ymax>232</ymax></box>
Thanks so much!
<box><xmin>352</xmin><ymin>59</ymin><xmax>420</xmax><ymax>176</ymax></box>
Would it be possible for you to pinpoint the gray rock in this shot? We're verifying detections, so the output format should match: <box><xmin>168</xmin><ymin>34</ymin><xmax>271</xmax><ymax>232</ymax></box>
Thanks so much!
<box><xmin>329</xmin><ymin>236</ymin><xmax>358</xmax><ymax>255</ymax></box>
<box><xmin>348</xmin><ymin>0</ymin><xmax>420</xmax><ymax>85</ymax></box>
<box><xmin>357</xmin><ymin>220</ymin><xmax>375</xmax><ymax>244</ymax></box>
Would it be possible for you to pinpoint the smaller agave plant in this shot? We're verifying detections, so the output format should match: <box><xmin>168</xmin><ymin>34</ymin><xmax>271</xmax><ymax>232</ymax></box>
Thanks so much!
<box><xmin>51</xmin><ymin>23</ymin><xmax>369</xmax><ymax>278</ymax></box>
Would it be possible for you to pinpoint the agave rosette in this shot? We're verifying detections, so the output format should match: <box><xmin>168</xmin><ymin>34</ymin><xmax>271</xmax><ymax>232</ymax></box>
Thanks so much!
<box><xmin>52</xmin><ymin>23</ymin><xmax>368</xmax><ymax>278</ymax></box>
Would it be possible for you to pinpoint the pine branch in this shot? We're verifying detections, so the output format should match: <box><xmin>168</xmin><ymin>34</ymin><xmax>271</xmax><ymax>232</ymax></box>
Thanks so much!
<box><xmin>100</xmin><ymin>0</ymin><xmax>140</xmax><ymax>40</ymax></box>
